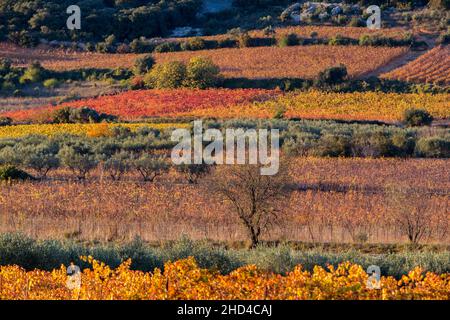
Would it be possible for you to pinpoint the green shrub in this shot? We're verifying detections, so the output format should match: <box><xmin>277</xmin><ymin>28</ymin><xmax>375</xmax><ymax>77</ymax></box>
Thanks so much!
<box><xmin>181</xmin><ymin>38</ymin><xmax>206</xmax><ymax>51</ymax></box>
<box><xmin>175</xmin><ymin>163</ymin><xmax>212</xmax><ymax>184</ymax></box>
<box><xmin>129</xmin><ymin>39</ymin><xmax>155</xmax><ymax>53</ymax></box>
<box><xmin>52</xmin><ymin>107</ymin><xmax>116</xmax><ymax>124</ymax></box>
<box><xmin>184</xmin><ymin>57</ymin><xmax>221</xmax><ymax>89</ymax></box>
<box><xmin>237</xmin><ymin>32</ymin><xmax>252</xmax><ymax>48</ymax></box>
<box><xmin>316</xmin><ymin>65</ymin><xmax>348</xmax><ymax>86</ymax></box>
<box><xmin>103</xmin><ymin>151</ymin><xmax>132</xmax><ymax>181</ymax></box>
<box><xmin>132</xmin><ymin>155</ymin><xmax>170</xmax><ymax>182</ymax></box>
<box><xmin>144</xmin><ymin>61</ymin><xmax>187</xmax><ymax>89</ymax></box>
<box><xmin>348</xmin><ymin>17</ymin><xmax>365</xmax><ymax>27</ymax></box>
<box><xmin>0</xmin><ymin>58</ymin><xmax>11</xmax><ymax>75</ymax></box>
<box><xmin>2</xmin><ymin>234</ymin><xmax>447</xmax><ymax>277</ymax></box>
<box><xmin>328</xmin><ymin>34</ymin><xmax>353</xmax><ymax>45</ymax></box>
<box><xmin>314</xmin><ymin>134</ymin><xmax>351</xmax><ymax>157</ymax></box>
<box><xmin>0</xmin><ymin>165</ymin><xmax>33</xmax><ymax>181</ymax></box>
<box><xmin>391</xmin><ymin>132</ymin><xmax>416</xmax><ymax>156</ymax></box>
<box><xmin>415</xmin><ymin>137</ymin><xmax>450</xmax><ymax>158</ymax></box>
<box><xmin>58</xmin><ymin>143</ymin><xmax>98</xmax><ymax>179</ymax></box>
<box><xmin>154</xmin><ymin>41</ymin><xmax>181</xmax><ymax>53</ymax></box>
<box><xmin>335</xmin><ymin>14</ymin><xmax>348</xmax><ymax>25</ymax></box>
<box><xmin>217</xmin><ymin>38</ymin><xmax>237</xmax><ymax>48</ymax></box>
<box><xmin>132</xmin><ymin>54</ymin><xmax>155</xmax><ymax>75</ymax></box>
<box><xmin>278</xmin><ymin>33</ymin><xmax>298</xmax><ymax>47</ymax></box>
<box><xmin>437</xmin><ymin>32</ymin><xmax>450</xmax><ymax>45</ymax></box>
<box><xmin>43</xmin><ymin>78</ymin><xmax>59</xmax><ymax>88</ymax></box>
<box><xmin>403</xmin><ymin>108</ymin><xmax>433</xmax><ymax>127</ymax></box>
<box><xmin>0</xmin><ymin>117</ymin><xmax>12</xmax><ymax>126</ymax></box>
<box><xmin>1</xmin><ymin>81</ymin><xmax>15</xmax><ymax>91</ymax></box>
<box><xmin>19</xmin><ymin>61</ymin><xmax>45</xmax><ymax>84</ymax></box>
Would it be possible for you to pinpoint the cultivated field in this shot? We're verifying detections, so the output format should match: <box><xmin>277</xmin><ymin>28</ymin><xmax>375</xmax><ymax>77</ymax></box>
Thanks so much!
<box><xmin>1</xmin><ymin>158</ymin><xmax>447</xmax><ymax>244</ymax></box>
<box><xmin>0</xmin><ymin>42</ymin><xmax>408</xmax><ymax>79</ymax></box>
<box><xmin>0</xmin><ymin>89</ymin><xmax>281</xmax><ymax>122</ymax></box>
<box><xmin>0</xmin><ymin>42</ymin><xmax>140</xmax><ymax>71</ymax></box>
<box><xmin>382</xmin><ymin>45</ymin><xmax>450</xmax><ymax>85</ymax></box>
<box><xmin>0</xmin><ymin>123</ymin><xmax>187</xmax><ymax>138</ymax></box>
<box><xmin>3</xmin><ymin>90</ymin><xmax>447</xmax><ymax>123</ymax></box>
<box><xmin>176</xmin><ymin>91</ymin><xmax>450</xmax><ymax>122</ymax></box>
<box><xmin>154</xmin><ymin>45</ymin><xmax>409</xmax><ymax>79</ymax></box>
<box><xmin>1</xmin><ymin>257</ymin><xmax>448</xmax><ymax>300</ymax></box>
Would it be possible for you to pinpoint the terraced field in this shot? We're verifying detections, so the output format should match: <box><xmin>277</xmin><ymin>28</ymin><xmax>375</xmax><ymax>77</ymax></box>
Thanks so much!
<box><xmin>382</xmin><ymin>45</ymin><xmax>450</xmax><ymax>85</ymax></box>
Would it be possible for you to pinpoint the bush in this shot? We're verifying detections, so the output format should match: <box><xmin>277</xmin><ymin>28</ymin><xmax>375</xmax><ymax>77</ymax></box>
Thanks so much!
<box><xmin>314</xmin><ymin>134</ymin><xmax>351</xmax><ymax>157</ymax></box>
<box><xmin>52</xmin><ymin>107</ymin><xmax>116</xmax><ymax>124</ymax></box>
<box><xmin>184</xmin><ymin>57</ymin><xmax>221</xmax><ymax>89</ymax></box>
<box><xmin>278</xmin><ymin>33</ymin><xmax>298</xmax><ymax>47</ymax></box>
<box><xmin>0</xmin><ymin>165</ymin><xmax>33</xmax><ymax>181</ymax></box>
<box><xmin>0</xmin><ymin>117</ymin><xmax>12</xmax><ymax>126</ymax></box>
<box><xmin>348</xmin><ymin>17</ymin><xmax>365</xmax><ymax>27</ymax></box>
<box><xmin>132</xmin><ymin>155</ymin><xmax>170</xmax><ymax>182</ymax></box>
<box><xmin>132</xmin><ymin>55</ymin><xmax>155</xmax><ymax>75</ymax></box>
<box><xmin>237</xmin><ymin>32</ymin><xmax>252</xmax><ymax>48</ymax></box>
<box><xmin>328</xmin><ymin>34</ymin><xmax>353</xmax><ymax>46</ymax></box>
<box><xmin>154</xmin><ymin>41</ymin><xmax>181</xmax><ymax>53</ymax></box>
<box><xmin>181</xmin><ymin>38</ymin><xmax>206</xmax><ymax>51</ymax></box>
<box><xmin>175</xmin><ymin>163</ymin><xmax>212</xmax><ymax>184</ymax></box>
<box><xmin>43</xmin><ymin>78</ymin><xmax>59</xmax><ymax>88</ymax></box>
<box><xmin>415</xmin><ymin>137</ymin><xmax>450</xmax><ymax>158</ymax></box>
<box><xmin>58</xmin><ymin>143</ymin><xmax>98</xmax><ymax>179</ymax></box>
<box><xmin>144</xmin><ymin>61</ymin><xmax>187</xmax><ymax>89</ymax></box>
<box><xmin>316</xmin><ymin>65</ymin><xmax>348</xmax><ymax>86</ymax></box>
<box><xmin>103</xmin><ymin>151</ymin><xmax>132</xmax><ymax>180</ymax></box>
<box><xmin>437</xmin><ymin>32</ymin><xmax>450</xmax><ymax>45</ymax></box>
<box><xmin>0</xmin><ymin>58</ymin><xmax>11</xmax><ymax>75</ymax></box>
<box><xmin>21</xmin><ymin>143</ymin><xmax>60</xmax><ymax>178</ymax></box>
<box><xmin>1</xmin><ymin>81</ymin><xmax>15</xmax><ymax>91</ymax></box>
<box><xmin>217</xmin><ymin>38</ymin><xmax>237</xmax><ymax>49</ymax></box>
<box><xmin>19</xmin><ymin>61</ymin><xmax>45</xmax><ymax>84</ymax></box>
<box><xmin>129</xmin><ymin>39</ymin><xmax>155</xmax><ymax>53</ymax></box>
<box><xmin>403</xmin><ymin>108</ymin><xmax>433</xmax><ymax>127</ymax></box>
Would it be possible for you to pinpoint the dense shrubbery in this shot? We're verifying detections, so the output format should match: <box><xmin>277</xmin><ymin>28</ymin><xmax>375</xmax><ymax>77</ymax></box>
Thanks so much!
<box><xmin>0</xmin><ymin>120</ymin><xmax>447</xmax><ymax>180</ymax></box>
<box><xmin>106</xmin><ymin>33</ymin><xmax>417</xmax><ymax>54</ymax></box>
<box><xmin>144</xmin><ymin>57</ymin><xmax>221</xmax><ymax>89</ymax></box>
<box><xmin>52</xmin><ymin>107</ymin><xmax>117</xmax><ymax>124</ymax></box>
<box><xmin>315</xmin><ymin>65</ymin><xmax>348</xmax><ymax>87</ymax></box>
<box><xmin>402</xmin><ymin>108</ymin><xmax>434</xmax><ymax>127</ymax></box>
<box><xmin>0</xmin><ymin>58</ymin><xmax>132</xmax><ymax>95</ymax></box>
<box><xmin>0</xmin><ymin>233</ymin><xmax>448</xmax><ymax>278</ymax></box>
<box><xmin>0</xmin><ymin>0</ymin><xmax>202</xmax><ymax>45</ymax></box>
<box><xmin>0</xmin><ymin>165</ymin><xmax>33</xmax><ymax>181</ymax></box>
<box><xmin>132</xmin><ymin>55</ymin><xmax>155</xmax><ymax>76</ymax></box>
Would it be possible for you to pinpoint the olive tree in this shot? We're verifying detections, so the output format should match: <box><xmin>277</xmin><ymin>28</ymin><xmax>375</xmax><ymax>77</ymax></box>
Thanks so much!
<box><xmin>132</xmin><ymin>154</ymin><xmax>170</xmax><ymax>182</ymax></box>
<box><xmin>58</xmin><ymin>142</ymin><xmax>98</xmax><ymax>180</ymax></box>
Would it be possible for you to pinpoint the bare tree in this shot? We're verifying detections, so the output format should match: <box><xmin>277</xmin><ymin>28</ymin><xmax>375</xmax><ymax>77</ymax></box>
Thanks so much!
<box><xmin>387</xmin><ymin>186</ymin><xmax>441</xmax><ymax>244</ymax></box>
<box><xmin>207</xmin><ymin>162</ymin><xmax>292</xmax><ymax>248</ymax></box>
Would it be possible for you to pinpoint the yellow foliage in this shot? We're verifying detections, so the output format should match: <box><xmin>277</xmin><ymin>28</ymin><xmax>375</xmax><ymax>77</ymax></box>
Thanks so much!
<box><xmin>0</xmin><ymin>123</ymin><xmax>188</xmax><ymax>138</ymax></box>
<box><xmin>0</xmin><ymin>258</ymin><xmax>448</xmax><ymax>300</ymax></box>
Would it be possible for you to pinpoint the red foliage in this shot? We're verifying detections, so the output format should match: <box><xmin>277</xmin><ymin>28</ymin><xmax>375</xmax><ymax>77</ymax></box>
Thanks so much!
<box><xmin>2</xmin><ymin>89</ymin><xmax>281</xmax><ymax>122</ymax></box>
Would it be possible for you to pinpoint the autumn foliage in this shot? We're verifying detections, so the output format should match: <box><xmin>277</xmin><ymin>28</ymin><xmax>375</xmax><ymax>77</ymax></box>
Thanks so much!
<box><xmin>383</xmin><ymin>45</ymin><xmax>450</xmax><ymax>85</ymax></box>
<box><xmin>1</xmin><ymin>89</ymin><xmax>280</xmax><ymax>122</ymax></box>
<box><xmin>0</xmin><ymin>257</ymin><xmax>448</xmax><ymax>300</ymax></box>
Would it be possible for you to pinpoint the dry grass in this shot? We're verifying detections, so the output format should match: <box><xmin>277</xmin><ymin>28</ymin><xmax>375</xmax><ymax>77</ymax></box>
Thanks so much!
<box><xmin>0</xmin><ymin>158</ymin><xmax>447</xmax><ymax>244</ymax></box>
